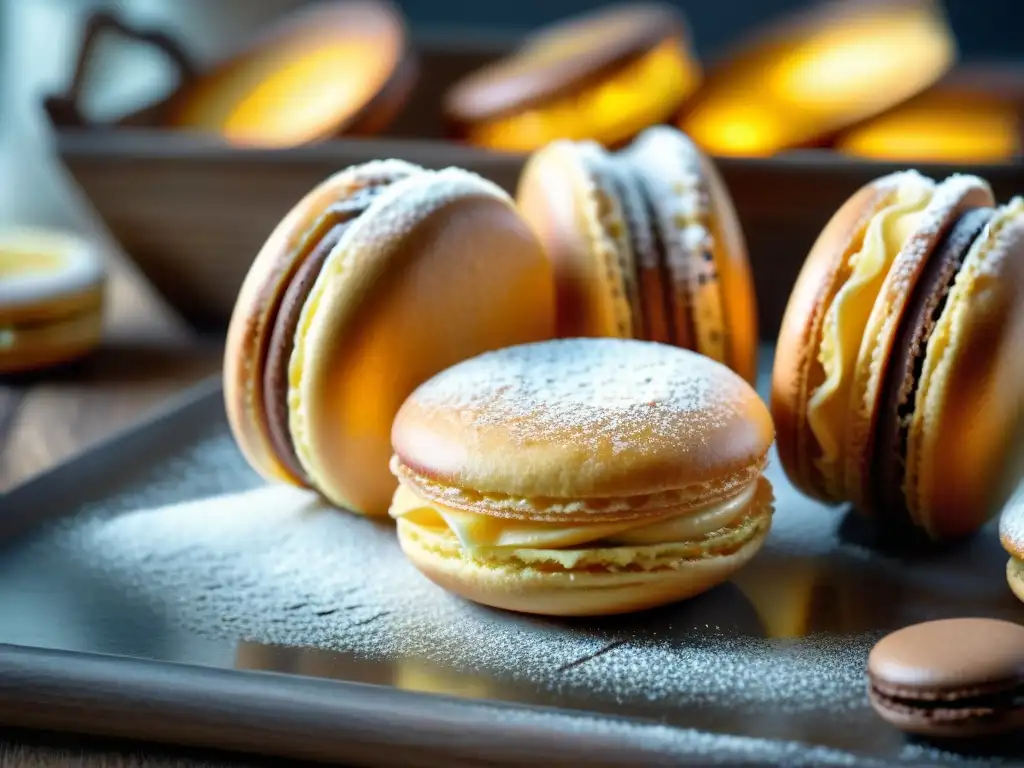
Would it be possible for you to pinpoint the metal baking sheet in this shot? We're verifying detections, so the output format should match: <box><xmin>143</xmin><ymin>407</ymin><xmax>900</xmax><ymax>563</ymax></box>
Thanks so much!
<box><xmin>1</xmin><ymin>349</ymin><xmax>1022</xmax><ymax>767</ymax></box>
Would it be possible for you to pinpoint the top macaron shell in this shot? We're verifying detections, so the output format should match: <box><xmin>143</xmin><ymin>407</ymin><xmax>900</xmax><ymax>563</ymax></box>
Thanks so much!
<box><xmin>224</xmin><ymin>159</ymin><xmax>420</xmax><ymax>487</ymax></box>
<box><xmin>0</xmin><ymin>228</ymin><xmax>106</xmax><ymax>318</ymax></box>
<box><xmin>444</xmin><ymin>3</ymin><xmax>686</xmax><ymax>125</ymax></box>
<box><xmin>515</xmin><ymin>139</ymin><xmax>634</xmax><ymax>340</ymax></box>
<box><xmin>908</xmin><ymin>198</ymin><xmax>1024</xmax><ymax>537</ymax></box>
<box><xmin>625</xmin><ymin>127</ymin><xmax>759</xmax><ymax>384</ymax></box>
<box><xmin>515</xmin><ymin>127</ymin><xmax>759</xmax><ymax>385</ymax></box>
<box><xmin>286</xmin><ymin>167</ymin><xmax>555</xmax><ymax>514</ymax></box>
<box><xmin>391</xmin><ymin>338</ymin><xmax>774</xmax><ymax>510</ymax></box>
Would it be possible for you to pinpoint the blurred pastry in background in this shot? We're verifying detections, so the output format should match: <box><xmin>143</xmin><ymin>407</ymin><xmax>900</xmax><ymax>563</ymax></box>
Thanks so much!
<box><xmin>166</xmin><ymin>0</ymin><xmax>416</xmax><ymax>147</ymax></box>
<box><xmin>836</xmin><ymin>65</ymin><xmax>1024</xmax><ymax>164</ymax></box>
<box><xmin>772</xmin><ymin>169</ymin><xmax>1024</xmax><ymax>542</ymax></box>
<box><xmin>223</xmin><ymin>159</ymin><xmax>553</xmax><ymax>517</ymax></box>
<box><xmin>443</xmin><ymin>3</ymin><xmax>701</xmax><ymax>153</ymax></box>
<box><xmin>516</xmin><ymin>125</ymin><xmax>758</xmax><ymax>383</ymax></box>
<box><xmin>679</xmin><ymin>0</ymin><xmax>956</xmax><ymax>157</ymax></box>
<box><xmin>0</xmin><ymin>228</ymin><xmax>106</xmax><ymax>374</ymax></box>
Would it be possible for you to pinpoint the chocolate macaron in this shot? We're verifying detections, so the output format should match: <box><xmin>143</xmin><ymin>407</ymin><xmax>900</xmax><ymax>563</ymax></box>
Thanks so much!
<box><xmin>868</xmin><ymin>618</ymin><xmax>1024</xmax><ymax>737</ymax></box>
<box><xmin>516</xmin><ymin>125</ymin><xmax>758</xmax><ymax>383</ymax></box>
<box><xmin>224</xmin><ymin>159</ymin><xmax>554</xmax><ymax>516</ymax></box>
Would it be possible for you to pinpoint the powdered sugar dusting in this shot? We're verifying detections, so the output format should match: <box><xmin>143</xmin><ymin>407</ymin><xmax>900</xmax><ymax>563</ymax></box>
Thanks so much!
<box><xmin>7</xmin><ymin>352</ymin><xmax>1021</xmax><ymax>765</ymax></box>
<box><xmin>409</xmin><ymin>338</ymin><xmax>753</xmax><ymax>451</ymax></box>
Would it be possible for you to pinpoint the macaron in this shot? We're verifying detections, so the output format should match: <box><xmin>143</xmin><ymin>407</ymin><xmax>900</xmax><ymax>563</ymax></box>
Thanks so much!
<box><xmin>0</xmin><ymin>227</ymin><xmax>106</xmax><ymax>374</ymax></box>
<box><xmin>166</xmin><ymin>0</ymin><xmax>416</xmax><ymax>146</ymax></box>
<box><xmin>388</xmin><ymin>337</ymin><xmax>775</xmax><ymax>617</ymax></box>
<box><xmin>516</xmin><ymin>125</ymin><xmax>758</xmax><ymax>384</ymax></box>
<box><xmin>867</xmin><ymin>618</ymin><xmax>1024</xmax><ymax>737</ymax></box>
<box><xmin>679</xmin><ymin>0</ymin><xmax>955</xmax><ymax>156</ymax></box>
<box><xmin>443</xmin><ymin>3</ymin><xmax>700</xmax><ymax>152</ymax></box>
<box><xmin>835</xmin><ymin>65</ymin><xmax>1024</xmax><ymax>164</ymax></box>
<box><xmin>999</xmin><ymin>493</ymin><xmax>1024</xmax><ymax>605</ymax></box>
<box><xmin>223</xmin><ymin>159</ymin><xmax>554</xmax><ymax>517</ymax></box>
<box><xmin>772</xmin><ymin>169</ymin><xmax>1024</xmax><ymax>541</ymax></box>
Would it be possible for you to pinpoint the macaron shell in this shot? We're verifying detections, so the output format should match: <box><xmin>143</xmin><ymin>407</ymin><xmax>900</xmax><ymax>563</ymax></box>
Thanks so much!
<box><xmin>871</xmin><ymin>207</ymin><xmax>996</xmax><ymax>528</ymax></box>
<box><xmin>698</xmin><ymin>141</ymin><xmax>758</xmax><ymax>384</ymax></box>
<box><xmin>601</xmin><ymin>156</ymin><xmax>652</xmax><ymax>340</ymax></box>
<box><xmin>625</xmin><ymin>126</ymin><xmax>755</xmax><ymax>382</ymax></box>
<box><xmin>166</xmin><ymin>0</ymin><xmax>414</xmax><ymax>145</ymax></box>
<box><xmin>843</xmin><ymin>175</ymin><xmax>994</xmax><ymax>511</ymax></box>
<box><xmin>394</xmin><ymin>483</ymin><xmax>772</xmax><ymax>616</ymax></box>
<box><xmin>626</xmin><ymin>169</ymin><xmax>675</xmax><ymax>345</ymax></box>
<box><xmin>516</xmin><ymin>141</ymin><xmax>634</xmax><ymax>338</ymax></box>
<box><xmin>621</xmin><ymin>133</ymin><xmax>699</xmax><ymax>353</ymax></box>
<box><xmin>869</xmin><ymin>617</ymin><xmax>1024</xmax><ymax>691</ymax></box>
<box><xmin>262</xmin><ymin>224</ymin><xmax>348</xmax><ymax>485</ymax></box>
<box><xmin>771</xmin><ymin>176</ymin><xmax>907</xmax><ymax>501</ymax></box>
<box><xmin>444</xmin><ymin>3</ymin><xmax>684</xmax><ymax>123</ymax></box>
<box><xmin>223</xmin><ymin>159</ymin><xmax>420</xmax><ymax>486</ymax></box>
<box><xmin>0</xmin><ymin>228</ymin><xmax>105</xmax><ymax>318</ymax></box>
<box><xmin>868</xmin><ymin>686</ymin><xmax>1024</xmax><ymax>738</ymax></box>
<box><xmin>907</xmin><ymin>198</ymin><xmax>1024</xmax><ymax>539</ymax></box>
<box><xmin>391</xmin><ymin>338</ymin><xmax>774</xmax><ymax>502</ymax></box>
<box><xmin>288</xmin><ymin>169</ymin><xmax>554</xmax><ymax>516</ymax></box>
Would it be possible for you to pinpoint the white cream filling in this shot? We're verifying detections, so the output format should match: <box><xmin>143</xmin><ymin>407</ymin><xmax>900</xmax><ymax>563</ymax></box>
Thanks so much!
<box><xmin>389</xmin><ymin>481</ymin><xmax>758</xmax><ymax>554</ymax></box>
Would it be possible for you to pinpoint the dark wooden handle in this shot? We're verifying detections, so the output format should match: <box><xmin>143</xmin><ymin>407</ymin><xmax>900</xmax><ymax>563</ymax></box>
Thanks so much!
<box><xmin>43</xmin><ymin>10</ymin><xmax>197</xmax><ymax>129</ymax></box>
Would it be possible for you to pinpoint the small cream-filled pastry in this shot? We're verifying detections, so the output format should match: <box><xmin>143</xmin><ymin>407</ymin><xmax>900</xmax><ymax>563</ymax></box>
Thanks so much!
<box><xmin>773</xmin><ymin>169</ymin><xmax>1024</xmax><ymax>542</ymax></box>
<box><xmin>0</xmin><ymin>227</ymin><xmax>106</xmax><ymax>374</ymax></box>
<box><xmin>388</xmin><ymin>338</ymin><xmax>775</xmax><ymax>617</ymax></box>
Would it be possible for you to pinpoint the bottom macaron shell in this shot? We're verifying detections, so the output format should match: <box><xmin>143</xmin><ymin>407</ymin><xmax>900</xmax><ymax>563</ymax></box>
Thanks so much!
<box><xmin>1007</xmin><ymin>558</ymin><xmax>1024</xmax><ymax>605</ymax></box>
<box><xmin>395</xmin><ymin>491</ymin><xmax>773</xmax><ymax>617</ymax></box>
<box><xmin>868</xmin><ymin>684</ymin><xmax>1024</xmax><ymax>739</ymax></box>
<box><xmin>0</xmin><ymin>308</ymin><xmax>104</xmax><ymax>374</ymax></box>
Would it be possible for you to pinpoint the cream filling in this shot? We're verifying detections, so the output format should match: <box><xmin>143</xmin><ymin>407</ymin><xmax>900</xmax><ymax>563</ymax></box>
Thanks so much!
<box><xmin>806</xmin><ymin>175</ymin><xmax>935</xmax><ymax>496</ymax></box>
<box><xmin>389</xmin><ymin>480</ymin><xmax>758</xmax><ymax>554</ymax></box>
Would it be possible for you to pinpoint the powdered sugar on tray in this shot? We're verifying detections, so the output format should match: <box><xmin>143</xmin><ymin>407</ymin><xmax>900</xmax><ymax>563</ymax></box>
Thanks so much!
<box><xmin>25</xmin><ymin>349</ymin><xmax>1021</xmax><ymax>765</ymax></box>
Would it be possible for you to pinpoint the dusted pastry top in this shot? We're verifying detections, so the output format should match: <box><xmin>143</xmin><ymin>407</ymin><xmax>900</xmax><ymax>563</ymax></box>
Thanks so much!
<box><xmin>391</xmin><ymin>338</ymin><xmax>773</xmax><ymax>502</ymax></box>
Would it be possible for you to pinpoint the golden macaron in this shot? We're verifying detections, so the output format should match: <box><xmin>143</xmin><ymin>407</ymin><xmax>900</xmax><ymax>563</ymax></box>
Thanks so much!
<box><xmin>166</xmin><ymin>0</ymin><xmax>416</xmax><ymax>146</ymax></box>
<box><xmin>835</xmin><ymin>65</ymin><xmax>1024</xmax><ymax>164</ymax></box>
<box><xmin>0</xmin><ymin>227</ymin><xmax>106</xmax><ymax>374</ymax></box>
<box><xmin>772</xmin><ymin>170</ymin><xmax>1024</xmax><ymax>540</ymax></box>
<box><xmin>388</xmin><ymin>337</ymin><xmax>775</xmax><ymax>617</ymax></box>
<box><xmin>443</xmin><ymin>3</ymin><xmax>700</xmax><ymax>152</ymax></box>
<box><xmin>516</xmin><ymin>125</ymin><xmax>758</xmax><ymax>383</ymax></box>
<box><xmin>224</xmin><ymin>159</ymin><xmax>554</xmax><ymax>517</ymax></box>
<box><xmin>679</xmin><ymin>0</ymin><xmax>955</xmax><ymax>156</ymax></box>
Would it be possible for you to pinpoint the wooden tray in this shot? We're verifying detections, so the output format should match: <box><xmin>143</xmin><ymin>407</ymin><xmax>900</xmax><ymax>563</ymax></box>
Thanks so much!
<box><xmin>43</xmin><ymin>15</ymin><xmax>1024</xmax><ymax>333</ymax></box>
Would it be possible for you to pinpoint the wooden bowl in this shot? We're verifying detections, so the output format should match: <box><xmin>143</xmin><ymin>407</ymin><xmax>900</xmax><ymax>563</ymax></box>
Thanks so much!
<box><xmin>44</xmin><ymin>14</ymin><xmax>1024</xmax><ymax>337</ymax></box>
